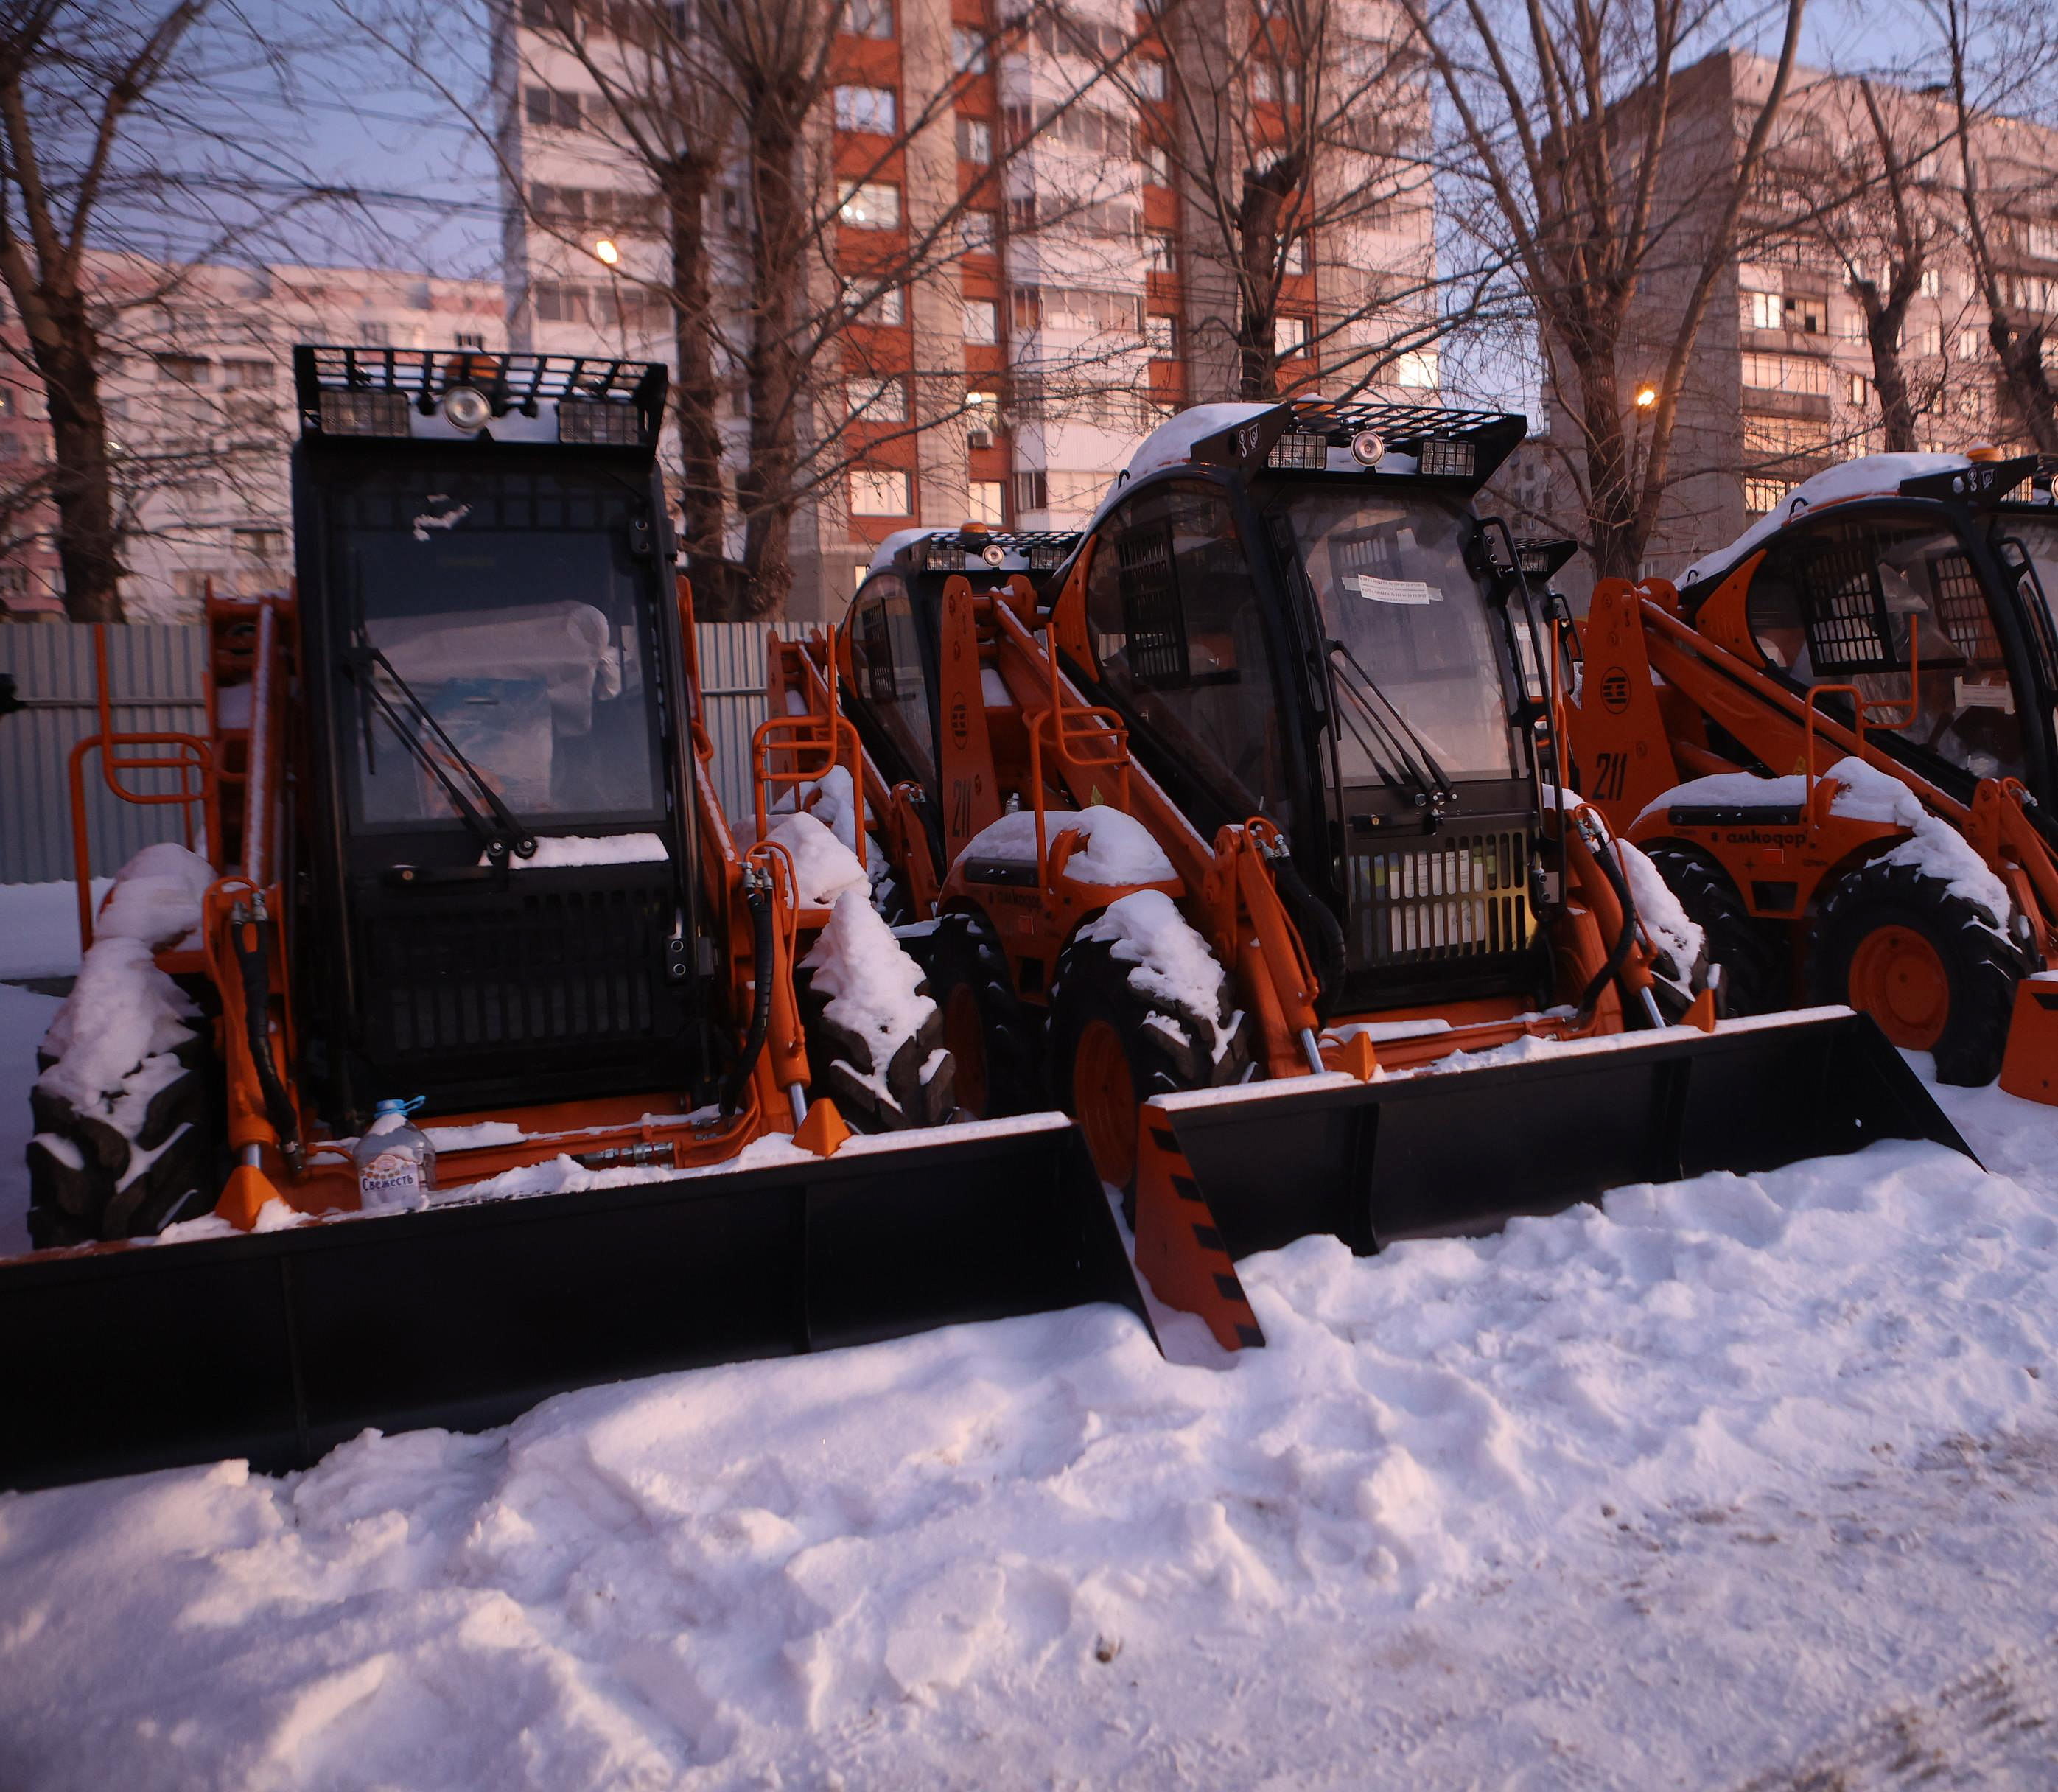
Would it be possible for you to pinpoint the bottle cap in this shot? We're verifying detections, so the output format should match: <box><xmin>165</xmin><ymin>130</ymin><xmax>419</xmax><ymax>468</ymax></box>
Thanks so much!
<box><xmin>373</xmin><ymin>1096</ymin><xmax>427</xmax><ymax>1117</ymax></box>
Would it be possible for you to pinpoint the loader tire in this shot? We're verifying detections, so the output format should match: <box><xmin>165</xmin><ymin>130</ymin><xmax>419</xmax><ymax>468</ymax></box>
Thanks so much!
<box><xmin>26</xmin><ymin>1050</ymin><xmax>217</xmax><ymax>1250</ymax></box>
<box><xmin>794</xmin><ymin>961</ymin><xmax>955</xmax><ymax>1133</ymax></box>
<box><xmin>926</xmin><ymin>910</ymin><xmax>1045</xmax><ymax>1118</ymax></box>
<box><xmin>1641</xmin><ymin>842</ymin><xmax>1785</xmax><ymax>1017</ymax></box>
<box><xmin>1807</xmin><ymin>858</ymin><xmax>2023</xmax><ymax>1085</ymax></box>
<box><xmin>1047</xmin><ymin>929</ymin><xmax>1250</xmax><ymax>1208</ymax></box>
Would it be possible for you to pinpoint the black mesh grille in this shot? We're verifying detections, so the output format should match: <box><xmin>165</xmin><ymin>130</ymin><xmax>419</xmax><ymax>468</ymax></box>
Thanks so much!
<box><xmin>1930</xmin><ymin>550</ymin><xmax>1997</xmax><ymax>658</ymax></box>
<box><xmin>368</xmin><ymin>884</ymin><xmax>668</xmax><ymax>1060</ymax></box>
<box><xmin>1117</xmin><ymin>525</ymin><xmax>1188</xmax><ymax>687</ymax></box>
<box><xmin>1346</xmin><ymin>830</ymin><xmax>1533</xmax><ymax>969</ymax></box>
<box><xmin>1801</xmin><ymin>536</ymin><xmax>1893</xmax><ymax>673</ymax></box>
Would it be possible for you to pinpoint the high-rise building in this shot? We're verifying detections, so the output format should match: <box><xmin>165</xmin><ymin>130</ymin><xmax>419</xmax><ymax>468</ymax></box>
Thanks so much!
<box><xmin>494</xmin><ymin>0</ymin><xmax>1440</xmax><ymax>620</ymax></box>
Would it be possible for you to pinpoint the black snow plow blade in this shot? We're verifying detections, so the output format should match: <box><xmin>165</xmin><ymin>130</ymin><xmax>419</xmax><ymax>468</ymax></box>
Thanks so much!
<box><xmin>1134</xmin><ymin>1010</ymin><xmax>1978</xmax><ymax>1347</ymax></box>
<box><xmin>0</xmin><ymin>1117</ymin><xmax>1147</xmax><ymax>1492</ymax></box>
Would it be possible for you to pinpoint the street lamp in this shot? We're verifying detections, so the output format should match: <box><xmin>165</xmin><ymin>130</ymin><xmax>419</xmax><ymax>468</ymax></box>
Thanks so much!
<box><xmin>1634</xmin><ymin>385</ymin><xmax>1657</xmax><ymax>409</ymax></box>
<box><xmin>592</xmin><ymin>238</ymin><xmax>620</xmax><ymax>266</ymax></box>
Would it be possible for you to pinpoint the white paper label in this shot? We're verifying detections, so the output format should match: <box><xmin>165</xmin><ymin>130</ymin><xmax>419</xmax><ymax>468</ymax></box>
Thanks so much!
<box><xmin>1344</xmin><ymin>574</ymin><xmax>1441</xmax><ymax>606</ymax></box>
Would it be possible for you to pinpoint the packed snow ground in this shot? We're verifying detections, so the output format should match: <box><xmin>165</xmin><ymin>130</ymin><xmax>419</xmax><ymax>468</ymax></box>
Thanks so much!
<box><xmin>4</xmin><ymin>886</ymin><xmax>2058</xmax><ymax>1786</ymax></box>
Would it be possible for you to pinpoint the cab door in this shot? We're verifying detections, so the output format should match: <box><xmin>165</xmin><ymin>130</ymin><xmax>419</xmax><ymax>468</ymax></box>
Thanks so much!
<box><xmin>847</xmin><ymin>571</ymin><xmax>939</xmax><ymax>794</ymax></box>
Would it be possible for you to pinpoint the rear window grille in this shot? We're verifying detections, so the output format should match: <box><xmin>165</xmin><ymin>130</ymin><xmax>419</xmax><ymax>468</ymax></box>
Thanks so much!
<box><xmin>1346</xmin><ymin>830</ymin><xmax>1533</xmax><ymax>968</ymax></box>
<box><xmin>1930</xmin><ymin>550</ymin><xmax>2000</xmax><ymax>660</ymax></box>
<box><xmin>1116</xmin><ymin>523</ymin><xmax>1189</xmax><ymax>688</ymax></box>
<box><xmin>1800</xmin><ymin>536</ymin><xmax>1894</xmax><ymax>673</ymax></box>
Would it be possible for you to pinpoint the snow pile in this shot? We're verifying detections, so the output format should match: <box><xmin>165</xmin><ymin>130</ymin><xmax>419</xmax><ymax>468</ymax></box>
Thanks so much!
<box><xmin>1079</xmin><ymin>889</ymin><xmax>1233</xmax><ymax>1061</ymax></box>
<box><xmin>34</xmin><ymin>936</ymin><xmax>197</xmax><ymax>1136</ymax></box>
<box><xmin>957</xmin><ymin>806</ymin><xmax>1176</xmax><ymax>886</ymax></box>
<box><xmin>8</xmin><ymin>1123</ymin><xmax>2058</xmax><ymax>1787</ymax></box>
<box><xmin>1636</xmin><ymin>770</ymin><xmax>1808</xmax><ymax>821</ymax></box>
<box><xmin>94</xmin><ymin>842</ymin><xmax>214</xmax><ymax>950</ymax></box>
<box><xmin>1617</xmin><ymin>836</ymin><xmax>1704</xmax><ymax>977</ymax></box>
<box><xmin>486</xmin><ymin>833</ymin><xmax>668</xmax><ymax>869</ymax></box>
<box><xmin>800</xmin><ymin>890</ymin><xmax>937</xmax><ymax>1105</ymax></box>
<box><xmin>771</xmin><ymin>763</ymin><xmax>863</xmax><ymax>855</ymax></box>
<box><xmin>763</xmin><ymin>808</ymin><xmax>870</xmax><ymax>907</ymax></box>
<box><xmin>1679</xmin><ymin>452</ymin><xmax>1970</xmax><ymax>586</ymax></box>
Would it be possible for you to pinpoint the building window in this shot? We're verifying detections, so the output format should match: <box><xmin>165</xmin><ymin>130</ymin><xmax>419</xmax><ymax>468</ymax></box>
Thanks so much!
<box><xmin>1282</xmin><ymin>233</ymin><xmax>1307</xmax><ymax>275</ymax></box>
<box><xmin>847</xmin><ymin>0</ymin><xmax>892</xmax><ymax>36</ymax></box>
<box><xmin>1395</xmin><ymin>349</ymin><xmax>1438</xmax><ymax>388</ymax></box>
<box><xmin>1141</xmin><ymin>139</ymin><xmax>1172</xmax><ymax>186</ymax></box>
<box><xmin>223</xmin><ymin>359</ymin><xmax>273</xmax><ymax>388</ymax></box>
<box><xmin>850</xmin><ymin>466</ymin><xmax>911</xmax><ymax>515</ymax></box>
<box><xmin>968</xmin><ymin>479</ymin><xmax>1004</xmax><ymax>523</ymax></box>
<box><xmin>956</xmin><ymin>115</ymin><xmax>992</xmax><ymax>163</ymax></box>
<box><xmin>1145</xmin><ymin>231</ymin><xmax>1177</xmax><ymax>273</ymax></box>
<box><xmin>835</xmin><ymin>85</ymin><xmax>897</xmax><ymax>134</ymax></box>
<box><xmin>1144</xmin><ymin>312</ymin><xmax>1177</xmax><ymax>356</ymax></box>
<box><xmin>1012</xmin><ymin>469</ymin><xmax>1047</xmax><ymax>511</ymax></box>
<box><xmin>523</xmin><ymin>85</ymin><xmax>584</xmax><ymax>130</ymax></box>
<box><xmin>963</xmin><ymin>298</ymin><xmax>998</xmax><ymax>343</ymax></box>
<box><xmin>1741</xmin><ymin>288</ymin><xmax>1780</xmax><ymax>330</ymax></box>
<box><xmin>2026</xmin><ymin>219</ymin><xmax>2058</xmax><ymax>262</ymax></box>
<box><xmin>838</xmin><ymin>181</ymin><xmax>901</xmax><ymax>229</ymax></box>
<box><xmin>1919</xmin><ymin>267</ymin><xmax>1942</xmax><ymax>298</ymax></box>
<box><xmin>1741</xmin><ymin>351</ymin><xmax>1830</xmax><ymax>396</ymax></box>
<box><xmin>233</xmin><ymin>527</ymin><xmax>286</xmax><ymax>559</ymax></box>
<box><xmin>1919</xmin><ymin>322</ymin><xmax>1942</xmax><ymax>356</ymax></box>
<box><xmin>1277</xmin><ymin>315</ymin><xmax>1310</xmax><ymax>357</ymax></box>
<box><xmin>155</xmin><ymin>354</ymin><xmax>210</xmax><ymax>385</ymax></box>
<box><xmin>1134</xmin><ymin>58</ymin><xmax>1166</xmax><ymax>99</ymax></box>
<box><xmin>1743</xmin><ymin>477</ymin><xmax>1791</xmax><ymax>516</ymax></box>
<box><xmin>847</xmin><ymin>377</ymin><xmax>908</xmax><ymax>421</ymax></box>
<box><xmin>1838</xmin><ymin>307</ymin><xmax>1867</xmax><ymax>342</ymax></box>
<box><xmin>965</xmin><ymin>389</ymin><xmax>998</xmax><ymax>446</ymax></box>
<box><xmin>454</xmin><ymin>332</ymin><xmax>485</xmax><ymax>350</ymax></box>
<box><xmin>960</xmin><ymin>210</ymin><xmax>999</xmax><ymax>254</ymax></box>
<box><xmin>1848</xmin><ymin>372</ymin><xmax>1871</xmax><ymax>405</ymax></box>
<box><xmin>1957</xmin><ymin>327</ymin><xmax>1984</xmax><ymax>359</ymax></box>
<box><xmin>842</xmin><ymin>278</ymin><xmax>905</xmax><ymax>325</ymax></box>
<box><xmin>360</xmin><ymin>323</ymin><xmax>391</xmax><ymax>346</ymax></box>
<box><xmin>952</xmin><ymin>26</ymin><xmax>987</xmax><ymax>72</ymax></box>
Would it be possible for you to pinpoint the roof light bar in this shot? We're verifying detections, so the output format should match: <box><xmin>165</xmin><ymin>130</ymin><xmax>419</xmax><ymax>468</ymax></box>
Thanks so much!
<box><xmin>1418</xmin><ymin>438</ymin><xmax>1476</xmax><ymax>479</ymax></box>
<box><xmin>1267</xmin><ymin>432</ymin><xmax>1327</xmax><ymax>471</ymax></box>
<box><xmin>558</xmin><ymin>397</ymin><xmax>643</xmax><ymax>446</ymax></box>
<box><xmin>318</xmin><ymin>390</ymin><xmax>410</xmax><ymax>438</ymax></box>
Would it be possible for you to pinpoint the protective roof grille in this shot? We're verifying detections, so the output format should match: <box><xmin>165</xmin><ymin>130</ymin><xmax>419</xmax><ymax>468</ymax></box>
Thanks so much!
<box><xmin>903</xmin><ymin>528</ymin><xmax>1082</xmax><ymax>570</ymax></box>
<box><xmin>1186</xmin><ymin>399</ymin><xmax>1527</xmax><ymax>489</ymax></box>
<box><xmin>293</xmin><ymin>344</ymin><xmax>667</xmax><ymax>438</ymax></box>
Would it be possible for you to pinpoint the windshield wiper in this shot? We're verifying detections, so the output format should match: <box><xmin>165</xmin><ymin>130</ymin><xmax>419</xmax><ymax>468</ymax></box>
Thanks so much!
<box><xmin>1326</xmin><ymin>638</ymin><xmax>1455</xmax><ymax>814</ymax></box>
<box><xmin>346</xmin><ymin>638</ymin><xmax>539</xmax><ymax>861</ymax></box>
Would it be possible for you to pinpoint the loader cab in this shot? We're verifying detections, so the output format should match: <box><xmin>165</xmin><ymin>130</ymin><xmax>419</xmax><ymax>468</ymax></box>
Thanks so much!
<box><xmin>1060</xmin><ymin>400</ymin><xmax>1551</xmax><ymax>1009</ymax></box>
<box><xmin>290</xmin><ymin>347</ymin><xmax>707</xmax><ymax>1127</ymax></box>
<box><xmin>1679</xmin><ymin>454</ymin><xmax>2058</xmax><ymax>821</ymax></box>
<box><xmin>844</xmin><ymin>528</ymin><xmax>1079</xmax><ymax>794</ymax></box>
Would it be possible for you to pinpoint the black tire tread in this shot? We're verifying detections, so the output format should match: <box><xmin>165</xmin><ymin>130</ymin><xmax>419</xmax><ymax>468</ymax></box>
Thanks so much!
<box><xmin>1642</xmin><ymin>841</ymin><xmax>1786</xmax><ymax>1017</ymax></box>
<box><xmin>925</xmin><ymin>910</ymin><xmax>1046</xmax><ymax>1116</ymax></box>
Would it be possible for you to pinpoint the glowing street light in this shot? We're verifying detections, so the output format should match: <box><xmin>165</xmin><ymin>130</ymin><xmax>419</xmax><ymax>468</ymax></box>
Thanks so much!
<box><xmin>592</xmin><ymin>238</ymin><xmax>620</xmax><ymax>265</ymax></box>
<box><xmin>1634</xmin><ymin>385</ymin><xmax>1658</xmax><ymax>409</ymax></box>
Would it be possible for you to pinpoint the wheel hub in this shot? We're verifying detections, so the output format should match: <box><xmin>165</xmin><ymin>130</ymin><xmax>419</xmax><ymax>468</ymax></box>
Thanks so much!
<box><xmin>1847</xmin><ymin>923</ymin><xmax>1951</xmax><ymax>1049</ymax></box>
<box><xmin>1073</xmin><ymin>1018</ymin><xmax>1138</xmax><ymax>1188</ymax></box>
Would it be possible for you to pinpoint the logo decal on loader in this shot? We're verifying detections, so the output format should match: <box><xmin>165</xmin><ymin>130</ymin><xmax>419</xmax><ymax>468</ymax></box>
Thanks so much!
<box><xmin>1600</xmin><ymin>666</ymin><xmax>1631</xmax><ymax>713</ymax></box>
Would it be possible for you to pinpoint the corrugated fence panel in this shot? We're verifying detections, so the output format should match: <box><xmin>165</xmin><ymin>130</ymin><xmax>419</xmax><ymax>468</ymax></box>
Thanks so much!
<box><xmin>0</xmin><ymin>625</ymin><xmax>209</xmax><ymax>886</ymax></box>
<box><xmin>1</xmin><ymin>621</ymin><xmax>777</xmax><ymax>885</ymax></box>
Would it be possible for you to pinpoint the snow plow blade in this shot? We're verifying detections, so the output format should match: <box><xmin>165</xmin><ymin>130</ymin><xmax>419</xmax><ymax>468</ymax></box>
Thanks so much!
<box><xmin>1135</xmin><ymin>1011</ymin><xmax>1976</xmax><ymax>1348</ymax></box>
<box><xmin>0</xmin><ymin>1117</ymin><xmax>1147</xmax><ymax>1493</ymax></box>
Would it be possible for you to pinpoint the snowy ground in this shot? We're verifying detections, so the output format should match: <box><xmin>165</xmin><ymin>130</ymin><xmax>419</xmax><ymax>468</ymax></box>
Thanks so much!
<box><xmin>4</xmin><ymin>882</ymin><xmax>2058</xmax><ymax>1788</ymax></box>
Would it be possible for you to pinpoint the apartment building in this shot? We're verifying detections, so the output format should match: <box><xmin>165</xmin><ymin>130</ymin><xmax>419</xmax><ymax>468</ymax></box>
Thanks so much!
<box><xmin>0</xmin><ymin>255</ymin><xmax>506</xmax><ymax>623</ymax></box>
<box><xmin>1614</xmin><ymin>52</ymin><xmax>2058</xmax><ymax>575</ymax></box>
<box><xmin>495</xmin><ymin>0</ymin><xmax>1439</xmax><ymax>620</ymax></box>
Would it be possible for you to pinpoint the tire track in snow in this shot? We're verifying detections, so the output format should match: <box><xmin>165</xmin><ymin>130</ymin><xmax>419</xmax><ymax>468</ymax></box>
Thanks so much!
<box><xmin>1734</xmin><ymin>1635</ymin><xmax>2058</xmax><ymax>1791</ymax></box>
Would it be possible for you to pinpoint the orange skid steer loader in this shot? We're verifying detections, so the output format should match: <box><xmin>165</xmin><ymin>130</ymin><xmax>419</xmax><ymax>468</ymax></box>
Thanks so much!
<box><xmin>776</xmin><ymin>401</ymin><xmax>1974</xmax><ymax>1349</ymax></box>
<box><xmin>1564</xmin><ymin>449</ymin><xmax>2058</xmax><ymax>1101</ymax></box>
<box><xmin>1</xmin><ymin>348</ymin><xmax>1142</xmax><ymax>1492</ymax></box>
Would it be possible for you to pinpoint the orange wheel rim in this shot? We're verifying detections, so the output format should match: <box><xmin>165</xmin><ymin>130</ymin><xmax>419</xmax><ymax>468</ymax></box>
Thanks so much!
<box><xmin>1847</xmin><ymin>924</ymin><xmax>1950</xmax><ymax>1049</ymax></box>
<box><xmin>1074</xmin><ymin>1019</ymin><xmax>1138</xmax><ymax>1188</ymax></box>
<box><xmin>945</xmin><ymin>984</ymin><xmax>987</xmax><ymax>1116</ymax></box>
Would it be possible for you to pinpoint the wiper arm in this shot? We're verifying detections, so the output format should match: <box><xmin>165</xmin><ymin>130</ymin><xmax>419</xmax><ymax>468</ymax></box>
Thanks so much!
<box><xmin>346</xmin><ymin>639</ymin><xmax>539</xmax><ymax>861</ymax></box>
<box><xmin>1326</xmin><ymin>639</ymin><xmax>1455</xmax><ymax>811</ymax></box>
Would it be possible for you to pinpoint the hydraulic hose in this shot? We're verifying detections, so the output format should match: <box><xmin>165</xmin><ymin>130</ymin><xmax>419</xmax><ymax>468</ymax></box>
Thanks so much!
<box><xmin>235</xmin><ymin>903</ymin><xmax>303</xmax><ymax>1170</ymax></box>
<box><xmin>1272</xmin><ymin>855</ymin><xmax>1348</xmax><ymax>1024</ymax></box>
<box><xmin>1573</xmin><ymin>817</ymin><xmax>1645</xmax><ymax>1029</ymax></box>
<box><xmin>720</xmin><ymin>872</ymin><xmax>777</xmax><ymax>1119</ymax></box>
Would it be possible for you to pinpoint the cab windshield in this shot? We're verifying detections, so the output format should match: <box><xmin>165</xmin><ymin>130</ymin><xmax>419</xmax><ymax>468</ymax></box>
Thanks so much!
<box><xmin>2004</xmin><ymin>514</ymin><xmax>2058</xmax><ymax>648</ymax></box>
<box><xmin>1280</xmin><ymin>490</ymin><xmax>1518</xmax><ymax>781</ymax></box>
<box><xmin>335</xmin><ymin>469</ymin><xmax>662</xmax><ymax>828</ymax></box>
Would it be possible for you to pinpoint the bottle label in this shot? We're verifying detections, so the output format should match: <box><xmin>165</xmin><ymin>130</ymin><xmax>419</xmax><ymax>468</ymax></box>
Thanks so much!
<box><xmin>360</xmin><ymin>1152</ymin><xmax>424</xmax><ymax>1205</ymax></box>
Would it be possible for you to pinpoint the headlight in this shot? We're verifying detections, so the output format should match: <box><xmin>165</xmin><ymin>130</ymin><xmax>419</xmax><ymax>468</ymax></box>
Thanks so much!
<box><xmin>442</xmin><ymin>385</ymin><xmax>493</xmax><ymax>431</ymax></box>
<box><xmin>1350</xmin><ymin>430</ymin><xmax>1385</xmax><ymax>466</ymax></box>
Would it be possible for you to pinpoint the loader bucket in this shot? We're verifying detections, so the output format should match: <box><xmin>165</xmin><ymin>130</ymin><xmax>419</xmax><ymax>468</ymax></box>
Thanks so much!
<box><xmin>1135</xmin><ymin>1009</ymin><xmax>1975</xmax><ymax>1348</ymax></box>
<box><xmin>0</xmin><ymin>1116</ymin><xmax>1149</xmax><ymax>1493</ymax></box>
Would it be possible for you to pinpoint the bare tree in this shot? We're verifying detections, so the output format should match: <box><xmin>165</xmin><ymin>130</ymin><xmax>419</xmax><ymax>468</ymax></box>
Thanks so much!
<box><xmin>0</xmin><ymin>1</ymin><xmax>202</xmax><ymax>620</ymax></box>
<box><xmin>1400</xmin><ymin>0</ymin><xmax>1807</xmax><ymax>579</ymax></box>
<box><xmin>1115</xmin><ymin>0</ymin><xmax>1453</xmax><ymax>404</ymax></box>
<box><xmin>1936</xmin><ymin>0</ymin><xmax>2058</xmax><ymax>452</ymax></box>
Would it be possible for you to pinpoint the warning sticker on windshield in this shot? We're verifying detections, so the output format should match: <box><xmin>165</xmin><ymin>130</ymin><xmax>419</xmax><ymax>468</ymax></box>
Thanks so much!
<box><xmin>1343</xmin><ymin>573</ymin><xmax>1441</xmax><ymax>605</ymax></box>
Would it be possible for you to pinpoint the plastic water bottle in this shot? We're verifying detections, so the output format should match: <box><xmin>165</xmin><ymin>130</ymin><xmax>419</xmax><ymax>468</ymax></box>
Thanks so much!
<box><xmin>354</xmin><ymin>1096</ymin><xmax>435</xmax><ymax>1211</ymax></box>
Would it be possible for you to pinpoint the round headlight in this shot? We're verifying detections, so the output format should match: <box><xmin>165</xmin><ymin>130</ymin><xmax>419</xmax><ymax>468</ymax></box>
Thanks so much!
<box><xmin>981</xmin><ymin>542</ymin><xmax>1007</xmax><ymax>567</ymax></box>
<box><xmin>1350</xmin><ymin>430</ymin><xmax>1385</xmax><ymax>466</ymax></box>
<box><xmin>442</xmin><ymin>385</ymin><xmax>492</xmax><ymax>432</ymax></box>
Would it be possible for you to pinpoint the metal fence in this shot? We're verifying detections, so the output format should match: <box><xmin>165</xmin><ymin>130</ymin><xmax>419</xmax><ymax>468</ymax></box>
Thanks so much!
<box><xmin>0</xmin><ymin>620</ymin><xmax>774</xmax><ymax>886</ymax></box>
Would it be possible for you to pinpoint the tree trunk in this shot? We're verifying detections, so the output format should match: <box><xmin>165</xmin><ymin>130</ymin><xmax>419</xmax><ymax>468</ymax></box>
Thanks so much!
<box><xmin>1577</xmin><ymin>363</ymin><xmax>1642</xmax><ymax>581</ymax></box>
<box><xmin>738</xmin><ymin>102</ymin><xmax>803</xmax><ymax>618</ymax></box>
<box><xmin>1868</xmin><ymin>298</ymin><xmax>1918</xmax><ymax>453</ymax></box>
<box><xmin>1992</xmin><ymin>318</ymin><xmax>2058</xmax><ymax>454</ymax></box>
<box><xmin>1232</xmin><ymin>152</ymin><xmax>1301</xmax><ymax>402</ymax></box>
<box><xmin>23</xmin><ymin>283</ymin><xmax>121</xmax><ymax>621</ymax></box>
<box><xmin>663</xmin><ymin>157</ymin><xmax>728</xmax><ymax>569</ymax></box>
